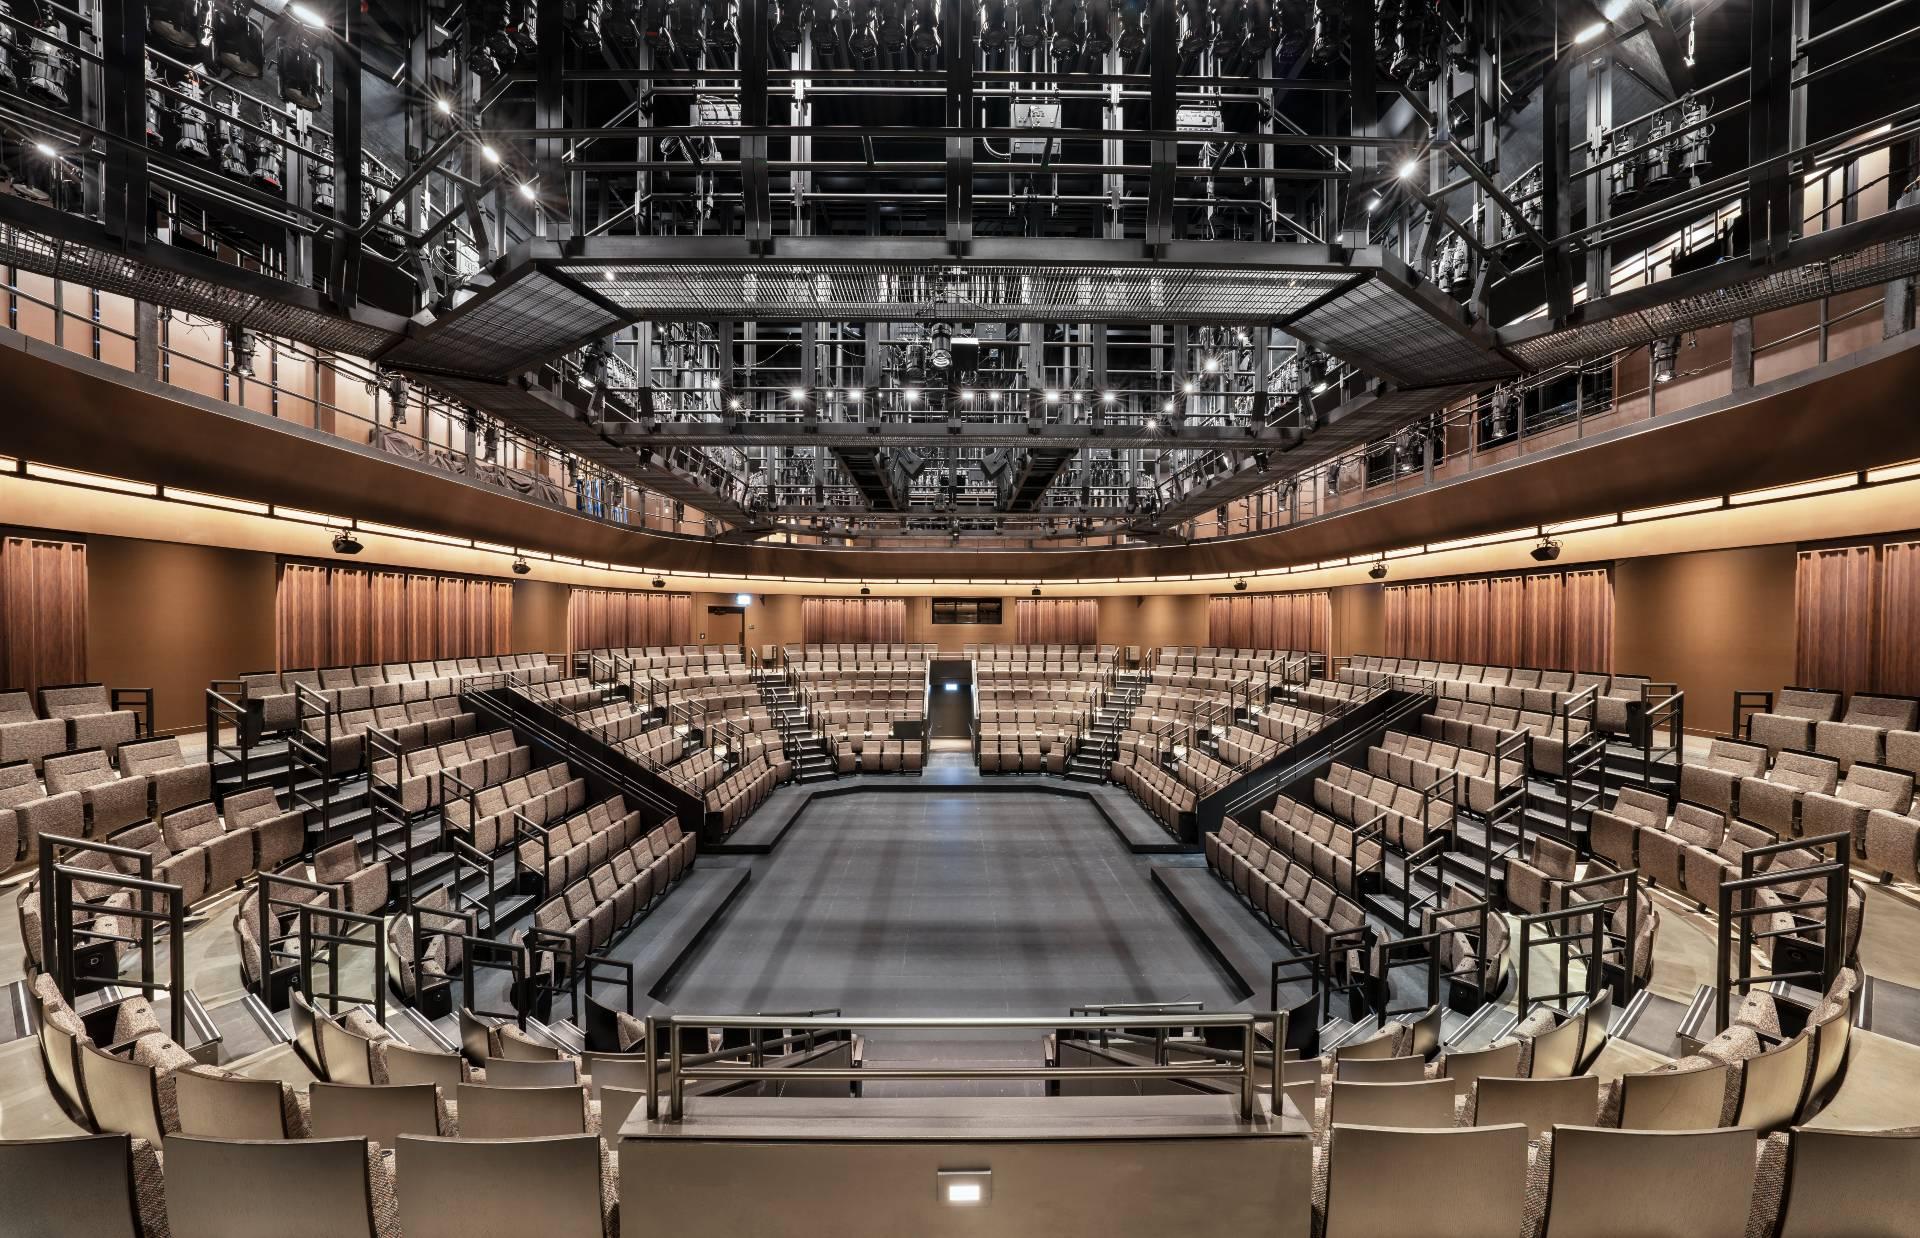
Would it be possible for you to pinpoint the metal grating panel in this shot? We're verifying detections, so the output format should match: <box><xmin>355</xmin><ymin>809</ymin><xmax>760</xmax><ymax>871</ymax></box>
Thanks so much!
<box><xmin>1509</xmin><ymin>232</ymin><xmax>1920</xmax><ymax>369</ymax></box>
<box><xmin>0</xmin><ymin>225</ymin><xmax>402</xmax><ymax>356</ymax></box>
<box><xmin>383</xmin><ymin>270</ymin><xmax>628</xmax><ymax>379</ymax></box>
<box><xmin>1288</xmin><ymin>278</ymin><xmax>1517</xmax><ymax>387</ymax></box>
<box><xmin>565</xmin><ymin>260</ymin><xmax>1356</xmax><ymax>324</ymax></box>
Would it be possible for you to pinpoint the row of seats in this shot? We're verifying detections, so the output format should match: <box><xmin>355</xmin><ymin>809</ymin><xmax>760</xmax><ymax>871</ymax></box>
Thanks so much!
<box><xmin>967</xmin><ymin>643</ymin><xmax>1116</xmax><ymax>662</ymax></box>
<box><xmin>514</xmin><ymin>796</ymin><xmax>652</xmax><ymax>893</ymax></box>
<box><xmin>834</xmin><ymin>736</ymin><xmax>926</xmax><ymax>774</ymax></box>
<box><xmin>1314</xmin><ymin>761</ymin><xmax>1454</xmax><ymax>853</ymax></box>
<box><xmin>13</xmin><ymin>1116</ymin><xmax>1914</xmax><ymax>1238</ymax></box>
<box><xmin>445</xmin><ymin>762</ymin><xmax>591</xmax><ymax>856</ymax></box>
<box><xmin>785</xmin><ymin>641</ymin><xmax>939</xmax><ymax>662</ymax></box>
<box><xmin>1244</xmin><ymin>797</ymin><xmax>1384</xmax><ymax>898</ymax></box>
<box><xmin>588</xmin><ymin>642</ymin><xmax>749</xmax><ymax>671</ymax></box>
<box><xmin>1111</xmin><ymin>749</ymin><xmax>1199</xmax><ymax>832</ymax></box>
<box><xmin>534</xmin><ymin>816</ymin><xmax>696</xmax><ymax>970</ymax></box>
<box><xmin>1370</xmin><ymin>730</ymin><xmax>1526</xmax><ymax>815</ymax></box>
<box><xmin>1664</xmin><ymin>737</ymin><xmax>1919</xmax><ymax>879</ymax></box>
<box><xmin>1587</xmin><ymin>784</ymin><xmax>1868</xmax><ymax>961</ymax></box>
<box><xmin>16</xmin><ymin>787</ymin><xmax>307</xmax><ymax>973</ymax></box>
<box><xmin>1247</xmin><ymin>702</ymin><xmax>1331</xmax><ymax>746</ymax></box>
<box><xmin>1217</xmin><ymin>725</ymin><xmax>1282</xmax><ymax>767</ymax></box>
<box><xmin>298</xmin><ymin>697</ymin><xmax>478</xmax><ymax>775</ymax></box>
<box><xmin>1206</xmin><ymin>818</ymin><xmax>1368</xmax><ymax>957</ymax></box>
<box><xmin>1743</xmin><ymin>686</ymin><xmax>1920</xmax><ymax>767</ymax></box>
<box><xmin>2</xmin><ymin>735</ymin><xmax>212</xmax><ymax>865</ymax></box>
<box><xmin>704</xmin><ymin>757</ymin><xmax>780</xmax><ymax>832</ymax></box>
<box><xmin>373</xmin><ymin>729</ymin><xmax>534</xmax><ymax>816</ymax></box>
<box><xmin>1340</xmin><ymin>656</ymin><xmax>1653</xmax><ymax>734</ymax></box>
<box><xmin>1421</xmin><ymin>698</ymin><xmax>1593</xmax><ymax>778</ymax></box>
<box><xmin>237</xmin><ymin>654</ymin><xmax>562</xmax><ymax>732</ymax></box>
<box><xmin>978</xmin><ymin>735</ymin><xmax>1067</xmax><ymax>774</ymax></box>
<box><xmin>0</xmin><ymin>683</ymin><xmax>145</xmax><ymax>769</ymax></box>
<box><xmin>1154</xmin><ymin>646</ymin><xmax>1310</xmax><ymax>674</ymax></box>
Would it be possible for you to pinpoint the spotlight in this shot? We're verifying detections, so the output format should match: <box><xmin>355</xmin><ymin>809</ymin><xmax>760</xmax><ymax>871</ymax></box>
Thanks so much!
<box><xmin>518</xmin><ymin>180</ymin><xmax>537</xmax><ymax>200</ymax></box>
<box><xmin>148</xmin><ymin>0</ymin><xmax>209</xmax><ymax>53</ymax></box>
<box><xmin>652</xmin><ymin>577</ymin><xmax>666</xmax><ymax>588</ymax></box>
<box><xmin>332</xmin><ymin>529</ymin><xmax>364</xmax><ymax>556</ymax></box>
<box><xmin>32</xmin><ymin>141</ymin><xmax>57</xmax><ymax>158</ymax></box>
<box><xmin>1368</xmin><ymin>561</ymin><xmax>1388</xmax><ymax>580</ymax></box>
<box><xmin>1235</xmin><ymin>579</ymin><xmax>1248</xmax><ymax>591</ymax></box>
<box><xmin>1530</xmin><ymin>538</ymin><xmax>1563</xmax><ymax>563</ymax></box>
<box><xmin>772</xmin><ymin>0</ymin><xmax>803</xmax><ymax>51</ymax></box>
<box><xmin>735</xmin><ymin>592</ymin><xmax>753</xmax><ymax>606</ymax></box>
<box><xmin>859</xmin><ymin>583</ymin><xmax>871</xmax><ymax>595</ymax></box>
<box><xmin>1182</xmin><ymin>380</ymin><xmax>1197</xmax><ymax>395</ymax></box>
<box><xmin>435</xmin><ymin>97</ymin><xmax>453</xmax><ymax>115</ymax></box>
<box><xmin>512</xmin><ymin>557</ymin><xmax>532</xmax><ymax>575</ymax></box>
<box><xmin>227</xmin><ymin>326</ymin><xmax>256</xmax><ymax>376</ymax></box>
<box><xmin>277</xmin><ymin>23</ymin><xmax>326</xmax><ymax>110</ymax></box>
<box><xmin>1030</xmin><ymin>586</ymin><xmax>1042</xmax><ymax>596</ymax></box>
<box><xmin>210</xmin><ymin>0</ymin><xmax>265</xmax><ymax>77</ymax></box>
<box><xmin>1398</xmin><ymin>158</ymin><xmax>1420</xmax><ymax>180</ymax></box>
<box><xmin>1203</xmin><ymin>356</ymin><xmax>1220</xmax><ymax>373</ymax></box>
<box><xmin>811</xmin><ymin>0</ymin><xmax>841</xmax><ymax>52</ymax></box>
<box><xmin>1015</xmin><ymin>0</ymin><xmax>1043</xmax><ymax>49</ymax></box>
<box><xmin>480</xmin><ymin>143</ymin><xmax>501</xmax><ymax>164</ymax></box>
<box><xmin>288</xmin><ymin>2</ymin><xmax>326</xmax><ymax>26</ymax></box>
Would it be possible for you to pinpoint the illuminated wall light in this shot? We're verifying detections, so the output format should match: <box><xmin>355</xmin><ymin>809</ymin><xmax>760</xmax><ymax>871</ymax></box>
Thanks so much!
<box><xmin>24</xmin><ymin>462</ymin><xmax>160</xmax><ymax>496</ymax></box>
<box><xmin>1729</xmin><ymin>474</ymin><xmax>1857</xmax><ymax>506</ymax></box>
<box><xmin>1383</xmin><ymin>545</ymin><xmax>1425</xmax><ymax>560</ymax></box>
<box><xmin>162</xmin><ymin>487</ymin><xmax>272</xmax><ymax>515</ymax></box>
<box><xmin>1573</xmin><ymin>21</ymin><xmax>1605</xmax><ymax>43</ymax></box>
<box><xmin>1542</xmin><ymin>514</ymin><xmax>1619</xmax><ymax>535</ymax></box>
<box><xmin>1866</xmin><ymin>460</ymin><xmax>1920</xmax><ymax>483</ymax></box>
<box><xmin>271</xmin><ymin>505</ymin><xmax>340</xmax><ymax>526</ymax></box>
<box><xmin>1424</xmin><ymin>527</ymin><xmax>1536</xmax><ymax>554</ymax></box>
<box><xmin>355</xmin><ymin>519</ymin><xmax>468</xmax><ymax>546</ymax></box>
<box><xmin>1622</xmin><ymin>497</ymin><xmax>1724</xmax><ymax>523</ymax></box>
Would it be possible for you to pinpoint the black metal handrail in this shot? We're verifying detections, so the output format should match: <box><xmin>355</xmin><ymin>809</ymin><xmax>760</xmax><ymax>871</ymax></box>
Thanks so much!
<box><xmin>40</xmin><ymin>833</ymin><xmax>186</xmax><ymax>1044</ymax></box>
<box><xmin>1715</xmin><ymin>831</ymin><xmax>1852</xmax><ymax>1030</ymax></box>
<box><xmin>297</xmin><ymin>901</ymin><xmax>388</xmax><ymax>1028</ymax></box>
<box><xmin>1516</xmin><ymin>893</ymin><xmax>1622</xmax><ymax>1011</ymax></box>
<box><xmin>258</xmin><ymin>871</ymin><xmax>342</xmax><ymax>1010</ymax></box>
<box><xmin>203</xmin><ymin>680</ymin><xmax>252</xmax><ymax>776</ymax></box>
<box><xmin>1640</xmin><ymin>684</ymin><xmax>1686</xmax><ymax>787</ymax></box>
<box><xmin>362</xmin><ymin>726</ymin><xmax>416</xmax><ymax>910</ymax></box>
<box><xmin>1371</xmin><ymin>929</ymin><xmax>1444</xmax><ymax>1027</ymax></box>
<box><xmin>461</xmin><ymin>933</ymin><xmax>531</xmax><ymax>1031</ymax></box>
<box><xmin>287</xmin><ymin>682</ymin><xmax>338</xmax><ymax>840</ymax></box>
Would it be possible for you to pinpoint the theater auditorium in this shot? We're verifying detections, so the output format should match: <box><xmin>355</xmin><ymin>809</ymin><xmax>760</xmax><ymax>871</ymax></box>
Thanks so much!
<box><xmin>1</xmin><ymin>0</ymin><xmax>1919</xmax><ymax>1234</ymax></box>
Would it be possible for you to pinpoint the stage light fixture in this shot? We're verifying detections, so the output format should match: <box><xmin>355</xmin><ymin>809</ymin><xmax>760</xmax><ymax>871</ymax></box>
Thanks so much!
<box><xmin>652</xmin><ymin>577</ymin><xmax>666</xmax><ymax>588</ymax></box>
<box><xmin>772</xmin><ymin>0</ymin><xmax>803</xmax><ymax>50</ymax></box>
<box><xmin>859</xmin><ymin>583</ymin><xmax>871</xmax><ymax>595</ymax></box>
<box><xmin>1368</xmin><ymin>561</ymin><xmax>1388</xmax><ymax>580</ymax></box>
<box><xmin>1235</xmin><ymin>579</ymin><xmax>1248</xmax><ymax>591</ymax></box>
<box><xmin>210</xmin><ymin>0</ymin><xmax>265</xmax><ymax>77</ymax></box>
<box><xmin>332</xmin><ymin>529</ymin><xmax>364</xmax><ymax>555</ymax></box>
<box><xmin>811</xmin><ymin>0</ymin><xmax>841</xmax><ymax>51</ymax></box>
<box><xmin>1014</xmin><ymin>0</ymin><xmax>1043</xmax><ymax>49</ymax></box>
<box><xmin>1083</xmin><ymin>0</ymin><xmax>1111</xmax><ymax>55</ymax></box>
<box><xmin>149</xmin><ymin>0</ymin><xmax>209</xmax><ymax>53</ymax></box>
<box><xmin>1530</xmin><ymin>538</ymin><xmax>1563</xmax><ymax>563</ymax></box>
<box><xmin>1030</xmin><ymin>586</ymin><xmax>1042</xmax><ymax>596</ymax></box>
<box><xmin>278</xmin><ymin>24</ymin><xmax>326</xmax><ymax>110</ymax></box>
<box><xmin>1116</xmin><ymin>0</ymin><xmax>1144</xmax><ymax>55</ymax></box>
<box><xmin>911</xmin><ymin>0</ymin><xmax>939</xmax><ymax>51</ymax></box>
<box><xmin>877</xmin><ymin>0</ymin><xmax>908</xmax><ymax>49</ymax></box>
<box><xmin>512</xmin><ymin>557</ymin><xmax>531</xmax><ymax>575</ymax></box>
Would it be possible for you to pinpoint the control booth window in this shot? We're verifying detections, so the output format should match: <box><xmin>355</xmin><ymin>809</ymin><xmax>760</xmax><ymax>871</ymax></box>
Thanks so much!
<box><xmin>931</xmin><ymin>597</ymin><xmax>1003</xmax><ymax>625</ymax></box>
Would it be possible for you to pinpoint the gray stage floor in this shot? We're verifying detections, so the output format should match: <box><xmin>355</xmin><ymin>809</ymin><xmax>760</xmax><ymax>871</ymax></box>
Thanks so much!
<box><xmin>660</xmin><ymin>791</ymin><xmax>1243</xmax><ymax>1041</ymax></box>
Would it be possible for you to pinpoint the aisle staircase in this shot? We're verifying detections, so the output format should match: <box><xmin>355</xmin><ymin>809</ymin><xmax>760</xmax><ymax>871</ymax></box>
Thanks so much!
<box><xmin>1066</xmin><ymin>672</ymin><xmax>1148</xmax><ymax>782</ymax></box>
<box><xmin>754</xmin><ymin>668</ymin><xmax>837</xmax><ymax>783</ymax></box>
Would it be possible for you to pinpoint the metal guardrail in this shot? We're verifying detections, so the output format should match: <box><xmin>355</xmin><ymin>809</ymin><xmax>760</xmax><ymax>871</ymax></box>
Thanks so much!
<box><xmin>645</xmin><ymin>1011</ymin><xmax>1285</xmax><ymax>1123</ymax></box>
<box><xmin>41</xmin><ymin>833</ymin><xmax>188</xmax><ymax>1044</ymax></box>
<box><xmin>1715</xmin><ymin>831</ymin><xmax>1852</xmax><ymax>1031</ymax></box>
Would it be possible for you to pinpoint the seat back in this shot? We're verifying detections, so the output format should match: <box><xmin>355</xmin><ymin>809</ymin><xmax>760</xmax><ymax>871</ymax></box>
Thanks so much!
<box><xmin>1542</xmin><ymin>1126</ymin><xmax>1756</xmax><ymax>1238</ymax></box>
<box><xmin>1324</xmin><ymin>1124</ymin><xmax>1529</xmax><ymax>1238</ymax></box>
<box><xmin>162</xmin><ymin>1135</ymin><xmax>377</xmax><ymax>1238</ymax></box>
<box><xmin>1775</xmin><ymin>1128</ymin><xmax>1920</xmax><ymax>1237</ymax></box>
<box><xmin>1334</xmin><ymin>1055</ymin><xmax>1427</xmax><ymax>1084</ymax></box>
<box><xmin>1326</xmin><ymin>1079</ymin><xmax>1458</xmax><ymax>1130</ymax></box>
<box><xmin>1474</xmin><ymin>1074</ymin><xmax>1600</xmax><ymax>1141</ymax></box>
<box><xmin>384</xmin><ymin>1042</ymin><xmax>465</xmax><ymax>1090</ymax></box>
<box><xmin>1440</xmin><ymin>1040</ymin><xmax>1524</xmax><ymax>1095</ymax></box>
<box><xmin>0</xmin><ymin>1133</ymin><xmax>146</xmax><ymax>1238</ymax></box>
<box><xmin>77</xmin><ymin>1043</ymin><xmax>166</xmax><ymax>1145</ymax></box>
<box><xmin>484</xmin><ymin>1056</ymin><xmax>581</xmax><ymax>1088</ymax></box>
<box><xmin>455</xmin><ymin>1083</ymin><xmax>587</xmax><ymax>1138</ymax></box>
<box><xmin>173</xmin><ymin>1069</ymin><xmax>290</xmax><ymax>1139</ymax></box>
<box><xmin>395</xmin><ymin>1134</ymin><xmax>604</xmax><ymax>1238</ymax></box>
<box><xmin>309</xmin><ymin>1082</ymin><xmax>442</xmax><ymax>1147</ymax></box>
<box><xmin>1528</xmin><ymin>1014</ymin><xmax>1585</xmax><ymax>1079</ymax></box>
<box><xmin>1735</xmin><ymin>1033</ymin><xmax>1813</xmax><ymax>1132</ymax></box>
<box><xmin>317</xmin><ymin>1015</ymin><xmax>381</xmax><ymax>1086</ymax></box>
<box><xmin>1617</xmin><ymin>1061</ymin><xmax>1730</xmax><ymax>1130</ymax></box>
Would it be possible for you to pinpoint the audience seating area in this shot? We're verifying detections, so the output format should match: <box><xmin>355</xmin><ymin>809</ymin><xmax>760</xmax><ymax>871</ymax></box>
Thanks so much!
<box><xmin>532</xmin><ymin>815</ymin><xmax>696</xmax><ymax>972</ymax></box>
<box><xmin>233</xmin><ymin>655</ymin><xmax>563</xmax><ymax>734</ymax></box>
<box><xmin>1342</xmin><ymin>657</ymin><xmax>1655</xmax><ymax>736</ymax></box>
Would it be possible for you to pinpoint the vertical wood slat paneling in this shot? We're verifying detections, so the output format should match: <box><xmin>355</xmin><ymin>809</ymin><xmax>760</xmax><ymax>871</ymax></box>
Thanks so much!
<box><xmin>1795</xmin><ymin>544</ymin><xmax>1880</xmax><ymax>697</ymax></box>
<box><xmin>1877</xmin><ymin>541</ymin><xmax>1920</xmax><ymax>696</ymax></box>
<box><xmin>1013</xmin><ymin>597</ymin><xmax>1099</xmax><ymax>645</ymax></box>
<box><xmin>1205</xmin><ymin>592</ymin><xmax>1331</xmax><ymax>655</ymax></box>
<box><xmin>801</xmin><ymin>596</ymin><xmax>911</xmax><ymax>643</ymax></box>
<box><xmin>1381</xmin><ymin>568</ymin><xmax>1613</xmax><ymax>672</ymax></box>
<box><xmin>276</xmin><ymin>563</ymin><xmax>515</xmax><ymax>669</ymax></box>
<box><xmin>567</xmin><ymin>589</ymin><xmax>695</xmax><ymax>652</ymax></box>
<box><xmin>0</xmin><ymin>535</ymin><xmax>89</xmax><ymax>693</ymax></box>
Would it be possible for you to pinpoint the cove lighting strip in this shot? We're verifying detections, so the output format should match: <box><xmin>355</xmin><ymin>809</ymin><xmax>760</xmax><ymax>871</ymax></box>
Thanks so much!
<box><xmin>3</xmin><ymin>453</ymin><xmax>1917</xmax><ymax>590</ymax></box>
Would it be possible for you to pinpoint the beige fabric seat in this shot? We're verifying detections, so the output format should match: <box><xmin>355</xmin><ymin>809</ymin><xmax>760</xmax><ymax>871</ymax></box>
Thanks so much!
<box><xmin>1472</xmin><ymin>1074</ymin><xmax>1599</xmax><ymax>1141</ymax></box>
<box><xmin>162</xmin><ymin>1134</ymin><xmax>399</xmax><ymax>1238</ymax></box>
<box><xmin>1747</xmin><ymin>688</ymin><xmax>1843</xmax><ymax>758</ymax></box>
<box><xmin>1321</xmin><ymin>1123</ymin><xmax>1529</xmax><ymax>1238</ymax></box>
<box><xmin>40</xmin><ymin>684</ymin><xmax>141</xmax><ymax>759</ymax></box>
<box><xmin>395</xmin><ymin>1134</ymin><xmax>610</xmax><ymax>1238</ymax></box>
<box><xmin>1678</xmin><ymin>739</ymin><xmax>1768</xmax><ymax>815</ymax></box>
<box><xmin>1537</xmin><ymin>1126</ymin><xmax>1757</xmax><ymax>1238</ymax></box>
<box><xmin>117</xmin><ymin>738</ymin><xmax>212</xmax><ymax>815</ymax></box>
<box><xmin>0</xmin><ymin>691</ymin><xmax>68</xmax><ymax>768</ymax></box>
<box><xmin>0</xmin><ymin>1132</ymin><xmax>168</xmax><ymax>1238</ymax></box>
<box><xmin>1769</xmin><ymin>1128</ymin><xmax>1920</xmax><ymax>1237</ymax></box>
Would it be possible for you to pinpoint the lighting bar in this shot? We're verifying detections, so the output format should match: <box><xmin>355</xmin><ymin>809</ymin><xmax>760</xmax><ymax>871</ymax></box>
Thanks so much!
<box><xmin>1729</xmin><ymin>474</ymin><xmax>1857</xmax><ymax>506</ymax></box>
<box><xmin>24</xmin><ymin>463</ymin><xmax>160</xmax><ymax>496</ymax></box>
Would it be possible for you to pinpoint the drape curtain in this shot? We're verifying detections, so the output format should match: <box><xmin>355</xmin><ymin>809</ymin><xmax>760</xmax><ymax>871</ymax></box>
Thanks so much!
<box><xmin>1792</xmin><ymin>540</ymin><xmax>1918</xmax><ymax>697</ymax></box>
<box><xmin>1382</xmin><ymin>568</ymin><xmax>1613</xmax><ymax>672</ymax></box>
<box><xmin>277</xmin><ymin>561</ymin><xmax>515</xmax><ymax>669</ymax></box>
<box><xmin>0</xmin><ymin>535</ymin><xmax>88</xmax><ymax>693</ymax></box>
<box><xmin>801</xmin><ymin>596</ymin><xmax>908</xmax><ymax>643</ymax></box>
<box><xmin>568</xmin><ymin>588</ymin><xmax>694</xmax><ymax>651</ymax></box>
<box><xmin>1014</xmin><ymin>597</ymin><xmax>1099</xmax><ymax>645</ymax></box>
<box><xmin>1206</xmin><ymin>591</ymin><xmax>1332</xmax><ymax>654</ymax></box>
